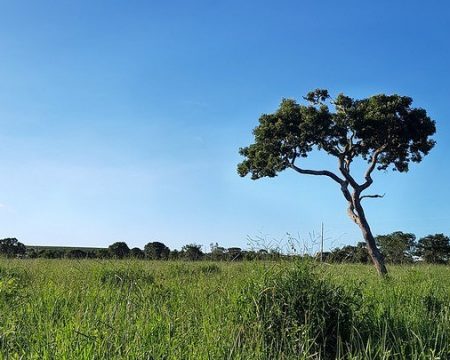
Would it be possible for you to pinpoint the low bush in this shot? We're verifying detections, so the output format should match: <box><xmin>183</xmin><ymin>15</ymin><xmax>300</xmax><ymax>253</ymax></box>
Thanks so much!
<box><xmin>256</xmin><ymin>262</ymin><xmax>360</xmax><ymax>359</ymax></box>
<box><xmin>0</xmin><ymin>266</ymin><xmax>29</xmax><ymax>301</ymax></box>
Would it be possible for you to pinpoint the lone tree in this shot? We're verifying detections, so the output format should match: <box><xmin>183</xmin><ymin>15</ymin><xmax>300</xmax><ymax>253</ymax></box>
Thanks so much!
<box><xmin>238</xmin><ymin>90</ymin><xmax>436</xmax><ymax>276</ymax></box>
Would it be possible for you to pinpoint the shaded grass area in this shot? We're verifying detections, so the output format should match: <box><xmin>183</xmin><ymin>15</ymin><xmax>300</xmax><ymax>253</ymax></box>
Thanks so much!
<box><xmin>0</xmin><ymin>259</ymin><xmax>449</xmax><ymax>359</ymax></box>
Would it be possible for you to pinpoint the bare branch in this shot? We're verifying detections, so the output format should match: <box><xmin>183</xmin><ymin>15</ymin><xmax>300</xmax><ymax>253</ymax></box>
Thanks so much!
<box><xmin>289</xmin><ymin>162</ymin><xmax>344</xmax><ymax>185</ymax></box>
<box><xmin>338</xmin><ymin>155</ymin><xmax>360</xmax><ymax>189</ymax></box>
<box><xmin>340</xmin><ymin>181</ymin><xmax>352</xmax><ymax>202</ymax></box>
<box><xmin>360</xmin><ymin>193</ymin><xmax>385</xmax><ymax>201</ymax></box>
<box><xmin>360</xmin><ymin>146</ymin><xmax>386</xmax><ymax>191</ymax></box>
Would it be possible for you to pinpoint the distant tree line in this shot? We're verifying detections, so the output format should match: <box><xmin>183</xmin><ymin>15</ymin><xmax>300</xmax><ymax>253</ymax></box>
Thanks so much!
<box><xmin>0</xmin><ymin>238</ymin><xmax>282</xmax><ymax>261</ymax></box>
<box><xmin>324</xmin><ymin>232</ymin><xmax>450</xmax><ymax>264</ymax></box>
<box><xmin>1</xmin><ymin>232</ymin><xmax>449</xmax><ymax>264</ymax></box>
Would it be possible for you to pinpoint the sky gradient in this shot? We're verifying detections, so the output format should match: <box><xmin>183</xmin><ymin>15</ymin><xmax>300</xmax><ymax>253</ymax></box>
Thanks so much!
<box><xmin>1</xmin><ymin>0</ymin><xmax>449</xmax><ymax>252</ymax></box>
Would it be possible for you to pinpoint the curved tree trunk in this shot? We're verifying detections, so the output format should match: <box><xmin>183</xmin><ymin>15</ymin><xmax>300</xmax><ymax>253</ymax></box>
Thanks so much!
<box><xmin>354</xmin><ymin>218</ymin><xmax>387</xmax><ymax>276</ymax></box>
<box><xmin>290</xmin><ymin>153</ymin><xmax>389</xmax><ymax>276</ymax></box>
<box><xmin>350</xmin><ymin>197</ymin><xmax>388</xmax><ymax>276</ymax></box>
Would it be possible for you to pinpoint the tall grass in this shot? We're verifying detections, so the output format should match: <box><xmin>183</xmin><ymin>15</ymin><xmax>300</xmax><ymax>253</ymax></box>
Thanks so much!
<box><xmin>0</xmin><ymin>259</ymin><xmax>448</xmax><ymax>359</ymax></box>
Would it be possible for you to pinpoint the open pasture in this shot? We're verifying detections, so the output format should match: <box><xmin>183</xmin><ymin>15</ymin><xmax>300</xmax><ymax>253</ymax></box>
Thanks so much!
<box><xmin>0</xmin><ymin>260</ymin><xmax>449</xmax><ymax>359</ymax></box>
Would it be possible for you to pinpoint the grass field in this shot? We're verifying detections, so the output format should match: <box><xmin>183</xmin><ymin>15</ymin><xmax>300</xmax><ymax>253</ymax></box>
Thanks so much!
<box><xmin>0</xmin><ymin>259</ymin><xmax>449</xmax><ymax>359</ymax></box>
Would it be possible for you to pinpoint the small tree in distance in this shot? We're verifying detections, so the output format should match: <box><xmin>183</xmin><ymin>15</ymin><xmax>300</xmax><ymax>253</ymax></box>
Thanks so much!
<box><xmin>0</xmin><ymin>238</ymin><xmax>26</xmax><ymax>258</ymax></box>
<box><xmin>416</xmin><ymin>234</ymin><xmax>450</xmax><ymax>264</ymax></box>
<box><xmin>130</xmin><ymin>247</ymin><xmax>145</xmax><ymax>259</ymax></box>
<box><xmin>376</xmin><ymin>232</ymin><xmax>416</xmax><ymax>264</ymax></box>
<box><xmin>144</xmin><ymin>242</ymin><xmax>170</xmax><ymax>260</ymax></box>
<box><xmin>108</xmin><ymin>242</ymin><xmax>130</xmax><ymax>259</ymax></box>
<box><xmin>329</xmin><ymin>242</ymin><xmax>369</xmax><ymax>263</ymax></box>
<box><xmin>238</xmin><ymin>89</ymin><xmax>436</xmax><ymax>276</ymax></box>
<box><xmin>182</xmin><ymin>244</ymin><xmax>203</xmax><ymax>261</ymax></box>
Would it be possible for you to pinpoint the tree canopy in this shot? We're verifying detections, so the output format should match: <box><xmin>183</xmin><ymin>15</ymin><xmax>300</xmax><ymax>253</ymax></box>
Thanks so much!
<box><xmin>182</xmin><ymin>244</ymin><xmax>204</xmax><ymax>261</ymax></box>
<box><xmin>328</xmin><ymin>242</ymin><xmax>369</xmax><ymax>263</ymax></box>
<box><xmin>0</xmin><ymin>238</ymin><xmax>26</xmax><ymax>258</ymax></box>
<box><xmin>416</xmin><ymin>234</ymin><xmax>450</xmax><ymax>264</ymax></box>
<box><xmin>376</xmin><ymin>231</ymin><xmax>416</xmax><ymax>264</ymax></box>
<box><xmin>108</xmin><ymin>242</ymin><xmax>130</xmax><ymax>259</ymax></box>
<box><xmin>130</xmin><ymin>247</ymin><xmax>145</xmax><ymax>258</ymax></box>
<box><xmin>238</xmin><ymin>90</ymin><xmax>435</xmax><ymax>179</ymax></box>
<box><xmin>144</xmin><ymin>242</ymin><xmax>170</xmax><ymax>260</ymax></box>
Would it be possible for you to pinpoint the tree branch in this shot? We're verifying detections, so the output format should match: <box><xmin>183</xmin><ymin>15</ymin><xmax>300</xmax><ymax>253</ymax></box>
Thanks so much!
<box><xmin>338</xmin><ymin>155</ymin><xmax>360</xmax><ymax>190</ymax></box>
<box><xmin>360</xmin><ymin>193</ymin><xmax>385</xmax><ymax>201</ymax></box>
<box><xmin>289</xmin><ymin>162</ymin><xmax>344</xmax><ymax>185</ymax></box>
<box><xmin>360</xmin><ymin>146</ymin><xmax>386</xmax><ymax>191</ymax></box>
<box><xmin>340</xmin><ymin>181</ymin><xmax>353</xmax><ymax>203</ymax></box>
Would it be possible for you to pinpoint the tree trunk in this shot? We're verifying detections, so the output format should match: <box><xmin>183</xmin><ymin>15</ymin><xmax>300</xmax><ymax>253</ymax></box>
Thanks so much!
<box><xmin>355</xmin><ymin>218</ymin><xmax>387</xmax><ymax>276</ymax></box>
<box><xmin>350</xmin><ymin>197</ymin><xmax>388</xmax><ymax>277</ymax></box>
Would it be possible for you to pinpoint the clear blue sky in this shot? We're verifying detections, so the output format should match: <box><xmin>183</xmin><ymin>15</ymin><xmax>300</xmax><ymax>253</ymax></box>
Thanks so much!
<box><xmin>0</xmin><ymin>0</ymin><xmax>449</xmax><ymax>252</ymax></box>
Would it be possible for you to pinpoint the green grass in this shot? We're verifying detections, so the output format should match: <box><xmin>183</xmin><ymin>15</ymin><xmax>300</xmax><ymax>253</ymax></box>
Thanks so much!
<box><xmin>0</xmin><ymin>259</ymin><xmax>449</xmax><ymax>359</ymax></box>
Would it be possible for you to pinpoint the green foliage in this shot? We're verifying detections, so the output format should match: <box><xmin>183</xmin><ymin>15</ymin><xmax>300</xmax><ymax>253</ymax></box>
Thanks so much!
<box><xmin>168</xmin><ymin>249</ymin><xmax>180</xmax><ymax>260</ymax></box>
<box><xmin>256</xmin><ymin>263</ymin><xmax>358</xmax><ymax>358</ymax></box>
<box><xmin>144</xmin><ymin>241</ymin><xmax>170</xmax><ymax>260</ymax></box>
<box><xmin>238</xmin><ymin>90</ymin><xmax>436</xmax><ymax>179</ymax></box>
<box><xmin>328</xmin><ymin>242</ymin><xmax>369</xmax><ymax>263</ymax></box>
<box><xmin>238</xmin><ymin>90</ymin><xmax>436</xmax><ymax>276</ymax></box>
<box><xmin>98</xmin><ymin>266</ymin><xmax>154</xmax><ymax>285</ymax></box>
<box><xmin>27</xmin><ymin>246</ymin><xmax>103</xmax><ymax>259</ymax></box>
<box><xmin>96</xmin><ymin>248</ymin><xmax>111</xmax><ymax>259</ymax></box>
<box><xmin>0</xmin><ymin>266</ymin><xmax>29</xmax><ymax>301</ymax></box>
<box><xmin>210</xmin><ymin>244</ymin><xmax>226</xmax><ymax>260</ymax></box>
<box><xmin>182</xmin><ymin>244</ymin><xmax>204</xmax><ymax>261</ymax></box>
<box><xmin>416</xmin><ymin>234</ymin><xmax>450</xmax><ymax>263</ymax></box>
<box><xmin>0</xmin><ymin>260</ymin><xmax>449</xmax><ymax>359</ymax></box>
<box><xmin>199</xmin><ymin>263</ymin><xmax>220</xmax><ymax>274</ymax></box>
<box><xmin>65</xmin><ymin>249</ymin><xmax>87</xmax><ymax>259</ymax></box>
<box><xmin>108</xmin><ymin>242</ymin><xmax>130</xmax><ymax>259</ymax></box>
<box><xmin>38</xmin><ymin>248</ymin><xmax>65</xmax><ymax>258</ymax></box>
<box><xmin>129</xmin><ymin>247</ymin><xmax>145</xmax><ymax>259</ymax></box>
<box><xmin>376</xmin><ymin>231</ymin><xmax>416</xmax><ymax>264</ymax></box>
<box><xmin>227</xmin><ymin>247</ymin><xmax>243</xmax><ymax>261</ymax></box>
<box><xmin>209</xmin><ymin>245</ymin><xmax>244</xmax><ymax>261</ymax></box>
<box><xmin>0</xmin><ymin>238</ymin><xmax>26</xmax><ymax>258</ymax></box>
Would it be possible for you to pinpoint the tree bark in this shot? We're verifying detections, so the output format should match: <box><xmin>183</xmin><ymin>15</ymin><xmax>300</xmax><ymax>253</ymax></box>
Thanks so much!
<box><xmin>349</xmin><ymin>196</ymin><xmax>388</xmax><ymax>276</ymax></box>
